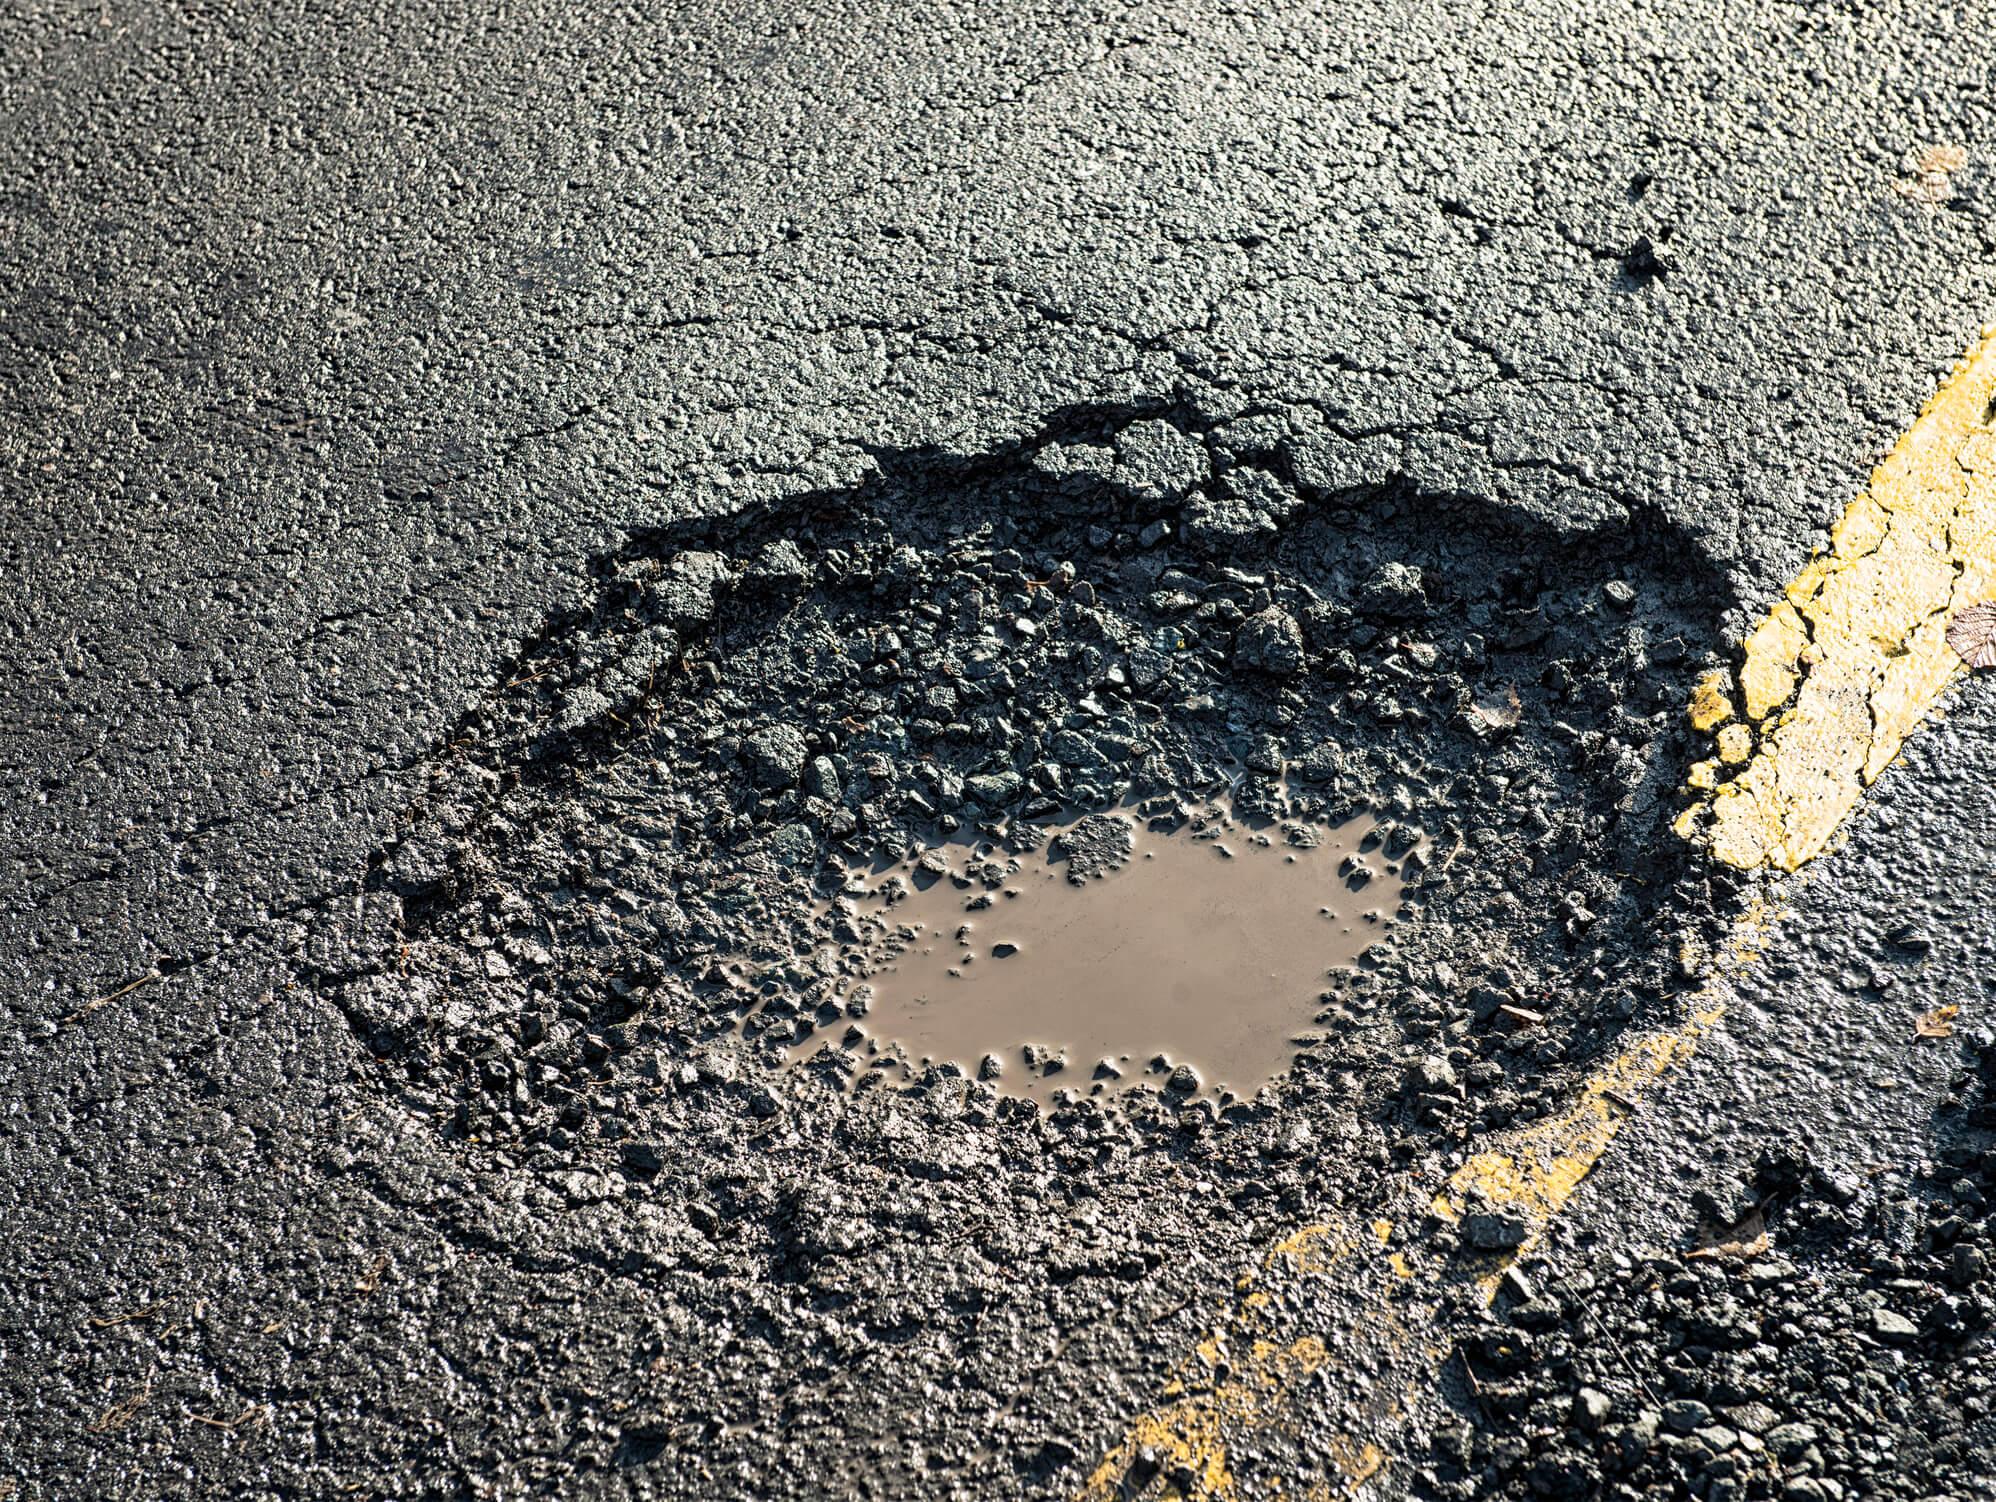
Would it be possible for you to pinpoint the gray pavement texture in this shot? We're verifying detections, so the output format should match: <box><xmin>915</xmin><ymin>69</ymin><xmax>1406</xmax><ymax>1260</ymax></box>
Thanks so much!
<box><xmin>2</xmin><ymin>1</ymin><xmax>1993</xmax><ymax>1499</ymax></box>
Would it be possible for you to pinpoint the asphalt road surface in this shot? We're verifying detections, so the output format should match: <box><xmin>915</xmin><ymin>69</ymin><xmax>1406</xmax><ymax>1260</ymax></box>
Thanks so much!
<box><xmin>4</xmin><ymin>2</ymin><xmax>1994</xmax><ymax>1499</ymax></box>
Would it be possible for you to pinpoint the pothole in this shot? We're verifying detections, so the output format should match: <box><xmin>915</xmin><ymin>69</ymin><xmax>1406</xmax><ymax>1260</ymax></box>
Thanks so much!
<box><xmin>336</xmin><ymin>396</ymin><xmax>1739</xmax><ymax>1165</ymax></box>
<box><xmin>766</xmin><ymin>797</ymin><xmax>1411</xmax><ymax>1106</ymax></box>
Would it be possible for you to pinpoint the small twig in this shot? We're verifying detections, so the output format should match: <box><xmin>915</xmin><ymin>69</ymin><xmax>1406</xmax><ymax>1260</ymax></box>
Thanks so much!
<box><xmin>61</xmin><ymin>971</ymin><xmax>157</xmax><ymax>1026</ymax></box>
<box><xmin>88</xmin><ymin>1303</ymin><xmax>160</xmax><ymax>1330</ymax></box>
<box><xmin>1561</xmin><ymin>1277</ymin><xmax>1658</xmax><ymax>1407</ymax></box>
<box><xmin>89</xmin><ymin>1377</ymin><xmax>153</xmax><ymax>1433</ymax></box>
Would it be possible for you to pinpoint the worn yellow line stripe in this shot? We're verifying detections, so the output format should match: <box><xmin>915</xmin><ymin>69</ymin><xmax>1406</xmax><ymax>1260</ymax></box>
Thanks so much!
<box><xmin>1073</xmin><ymin>1221</ymin><xmax>1395</xmax><ymax>1502</ymax></box>
<box><xmin>1078</xmin><ymin>329</ymin><xmax>1996</xmax><ymax>1501</ymax></box>
<box><xmin>1074</xmin><ymin>911</ymin><xmax>1768</xmax><ymax>1502</ymax></box>
<box><xmin>1678</xmin><ymin>327</ymin><xmax>1996</xmax><ymax>871</ymax></box>
<box><xmin>1426</xmin><ymin>899</ymin><xmax>1774</xmax><ymax>1290</ymax></box>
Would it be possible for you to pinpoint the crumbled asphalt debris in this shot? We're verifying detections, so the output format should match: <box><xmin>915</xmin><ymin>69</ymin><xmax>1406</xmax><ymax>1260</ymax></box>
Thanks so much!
<box><xmin>318</xmin><ymin>400</ymin><xmax>1745</xmax><ymax>1493</ymax></box>
<box><xmin>1052</xmin><ymin>814</ymin><xmax>1136</xmax><ymax>883</ymax></box>
<box><xmin>743</xmin><ymin>724</ymin><xmax>809</xmax><ymax>788</ymax></box>
<box><xmin>345</xmin><ymin>402</ymin><xmax>1734</xmax><ymax>1137</ymax></box>
<box><xmin>1233</xmin><ymin>606</ymin><xmax>1307</xmax><ymax>676</ymax></box>
<box><xmin>1464</xmin><ymin>1206</ymin><xmax>1530</xmax><ymax>1253</ymax></box>
<box><xmin>1415</xmin><ymin>1109</ymin><xmax>1996</xmax><ymax>1502</ymax></box>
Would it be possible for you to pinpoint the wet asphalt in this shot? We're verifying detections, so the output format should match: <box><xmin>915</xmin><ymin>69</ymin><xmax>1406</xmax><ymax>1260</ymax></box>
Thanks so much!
<box><xmin>3</xmin><ymin>2</ymin><xmax>1994</xmax><ymax>1497</ymax></box>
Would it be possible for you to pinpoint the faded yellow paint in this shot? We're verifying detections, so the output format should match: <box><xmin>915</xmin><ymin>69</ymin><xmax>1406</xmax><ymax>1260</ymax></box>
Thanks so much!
<box><xmin>1715</xmin><ymin>723</ymin><xmax>1753</xmax><ymax>765</ymax></box>
<box><xmin>1688</xmin><ymin>669</ymin><xmax>1736</xmax><ymax>731</ymax></box>
<box><xmin>1077</xmin><ymin>995</ymin><xmax>1742</xmax><ymax>1502</ymax></box>
<box><xmin>1074</xmin><ymin>1226</ymin><xmax>1384</xmax><ymax>1502</ymax></box>
<box><xmin>1685</xmin><ymin>328</ymin><xmax>1996</xmax><ymax>871</ymax></box>
<box><xmin>1427</xmin><ymin>901</ymin><xmax>1777</xmax><ymax>1291</ymax></box>
<box><xmin>1739</xmin><ymin>601</ymin><xmax>1809</xmax><ymax>720</ymax></box>
<box><xmin>1429</xmin><ymin>1000</ymin><xmax>1727</xmax><ymax>1286</ymax></box>
<box><xmin>1320</xmin><ymin>1439</ymin><xmax>1385</xmax><ymax>1494</ymax></box>
<box><xmin>1078</xmin><ymin>1333</ymin><xmax>1382</xmax><ymax>1501</ymax></box>
<box><xmin>1078</xmin><ymin>900</ymin><xmax>1783</xmax><ymax>1500</ymax></box>
<box><xmin>1263</xmin><ymin>1223</ymin><xmax>1349</xmax><ymax>1280</ymax></box>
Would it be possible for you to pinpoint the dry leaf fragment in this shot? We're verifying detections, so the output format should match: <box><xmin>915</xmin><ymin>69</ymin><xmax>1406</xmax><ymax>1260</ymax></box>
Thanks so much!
<box><xmin>1914</xmin><ymin>1004</ymin><xmax>1959</xmax><ymax>1040</ymax></box>
<box><xmin>1896</xmin><ymin>144</ymin><xmax>1969</xmax><ymax>205</ymax></box>
<box><xmin>355</xmin><ymin>1252</ymin><xmax>390</xmax><ymax>1294</ymax></box>
<box><xmin>1916</xmin><ymin>144</ymin><xmax>1969</xmax><ymax>175</ymax></box>
<box><xmin>1946</xmin><ymin>602</ymin><xmax>1996</xmax><ymax>669</ymax></box>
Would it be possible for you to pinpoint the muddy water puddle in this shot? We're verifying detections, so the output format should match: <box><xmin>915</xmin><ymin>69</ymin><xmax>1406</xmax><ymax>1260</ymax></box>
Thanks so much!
<box><xmin>779</xmin><ymin>802</ymin><xmax>1410</xmax><ymax>1106</ymax></box>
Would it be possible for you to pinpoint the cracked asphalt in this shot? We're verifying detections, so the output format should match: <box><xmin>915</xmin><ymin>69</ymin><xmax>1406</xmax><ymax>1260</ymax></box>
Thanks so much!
<box><xmin>3</xmin><ymin>2</ymin><xmax>1994</xmax><ymax>1498</ymax></box>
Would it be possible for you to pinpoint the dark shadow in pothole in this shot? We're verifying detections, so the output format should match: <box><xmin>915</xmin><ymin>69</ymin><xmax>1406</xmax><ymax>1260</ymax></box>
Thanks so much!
<box><xmin>331</xmin><ymin>394</ymin><xmax>1743</xmax><ymax>1162</ymax></box>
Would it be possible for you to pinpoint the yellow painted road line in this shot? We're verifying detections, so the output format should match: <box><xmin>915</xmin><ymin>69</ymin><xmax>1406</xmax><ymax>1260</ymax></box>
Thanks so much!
<box><xmin>1428</xmin><ymin>1003</ymin><xmax>1725</xmax><ymax>1283</ymax></box>
<box><xmin>1073</xmin><ymin>1221</ymin><xmax>1400</xmax><ymax>1502</ymax></box>
<box><xmin>1079</xmin><ymin>329</ymin><xmax>1996</xmax><ymax>1501</ymax></box>
<box><xmin>1679</xmin><ymin>327</ymin><xmax>1996</xmax><ymax>871</ymax></box>
<box><xmin>1075</xmin><ymin>910</ymin><xmax>1766</xmax><ymax>1502</ymax></box>
<box><xmin>1426</xmin><ymin>898</ymin><xmax>1774</xmax><ymax>1290</ymax></box>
